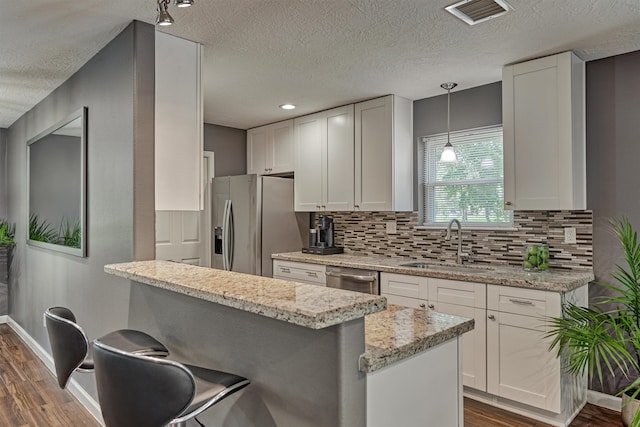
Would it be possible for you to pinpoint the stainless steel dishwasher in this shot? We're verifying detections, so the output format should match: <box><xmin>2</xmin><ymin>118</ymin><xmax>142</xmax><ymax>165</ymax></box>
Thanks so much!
<box><xmin>325</xmin><ymin>266</ymin><xmax>379</xmax><ymax>295</ymax></box>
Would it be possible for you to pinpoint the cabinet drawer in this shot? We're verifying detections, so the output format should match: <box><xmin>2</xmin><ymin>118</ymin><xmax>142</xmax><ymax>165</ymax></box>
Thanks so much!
<box><xmin>272</xmin><ymin>260</ymin><xmax>326</xmax><ymax>285</ymax></box>
<box><xmin>487</xmin><ymin>285</ymin><xmax>560</xmax><ymax>318</ymax></box>
<box><xmin>383</xmin><ymin>293</ymin><xmax>429</xmax><ymax>310</ymax></box>
<box><xmin>380</xmin><ymin>273</ymin><xmax>429</xmax><ymax>300</ymax></box>
<box><xmin>429</xmin><ymin>278</ymin><xmax>486</xmax><ymax>309</ymax></box>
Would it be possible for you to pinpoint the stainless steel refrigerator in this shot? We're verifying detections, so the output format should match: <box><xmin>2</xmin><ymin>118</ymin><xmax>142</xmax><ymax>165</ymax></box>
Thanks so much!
<box><xmin>212</xmin><ymin>174</ymin><xmax>303</xmax><ymax>277</ymax></box>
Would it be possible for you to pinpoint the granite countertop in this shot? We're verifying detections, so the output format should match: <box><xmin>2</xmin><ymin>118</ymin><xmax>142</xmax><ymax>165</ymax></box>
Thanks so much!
<box><xmin>361</xmin><ymin>304</ymin><xmax>474</xmax><ymax>373</ymax></box>
<box><xmin>273</xmin><ymin>252</ymin><xmax>594</xmax><ymax>292</ymax></box>
<box><xmin>104</xmin><ymin>260</ymin><xmax>386</xmax><ymax>330</ymax></box>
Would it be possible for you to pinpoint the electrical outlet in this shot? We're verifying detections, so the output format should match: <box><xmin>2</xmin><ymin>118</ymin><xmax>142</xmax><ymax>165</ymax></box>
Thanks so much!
<box><xmin>386</xmin><ymin>221</ymin><xmax>397</xmax><ymax>234</ymax></box>
<box><xmin>564</xmin><ymin>227</ymin><xmax>577</xmax><ymax>244</ymax></box>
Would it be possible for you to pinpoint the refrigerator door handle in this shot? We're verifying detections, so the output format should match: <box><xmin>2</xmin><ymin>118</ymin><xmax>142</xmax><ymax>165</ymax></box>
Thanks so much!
<box><xmin>222</xmin><ymin>200</ymin><xmax>230</xmax><ymax>270</ymax></box>
<box><xmin>228</xmin><ymin>200</ymin><xmax>234</xmax><ymax>270</ymax></box>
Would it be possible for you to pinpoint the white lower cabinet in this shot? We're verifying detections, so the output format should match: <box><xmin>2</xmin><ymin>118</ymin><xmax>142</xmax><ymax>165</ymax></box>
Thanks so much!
<box><xmin>381</xmin><ymin>273</ymin><xmax>485</xmax><ymax>391</ymax></box>
<box><xmin>434</xmin><ymin>301</ymin><xmax>486</xmax><ymax>391</ymax></box>
<box><xmin>381</xmin><ymin>272</ymin><xmax>429</xmax><ymax>306</ymax></box>
<box><xmin>486</xmin><ymin>285</ymin><xmax>562</xmax><ymax>413</ymax></box>
<box><xmin>382</xmin><ymin>272</ymin><xmax>587</xmax><ymax>425</ymax></box>
<box><xmin>272</xmin><ymin>260</ymin><xmax>326</xmax><ymax>286</ymax></box>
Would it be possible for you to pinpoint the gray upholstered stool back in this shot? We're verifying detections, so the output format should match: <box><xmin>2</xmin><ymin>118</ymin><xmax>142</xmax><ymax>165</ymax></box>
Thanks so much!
<box><xmin>45</xmin><ymin>306</ymin><xmax>92</xmax><ymax>389</ymax></box>
<box><xmin>93</xmin><ymin>340</ymin><xmax>196</xmax><ymax>427</ymax></box>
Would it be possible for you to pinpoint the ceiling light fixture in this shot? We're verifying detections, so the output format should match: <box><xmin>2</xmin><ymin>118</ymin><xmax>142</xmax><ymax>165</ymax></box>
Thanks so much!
<box><xmin>156</xmin><ymin>0</ymin><xmax>195</xmax><ymax>26</ymax></box>
<box><xmin>440</xmin><ymin>82</ymin><xmax>458</xmax><ymax>163</ymax></box>
<box><xmin>174</xmin><ymin>0</ymin><xmax>195</xmax><ymax>7</ymax></box>
<box><xmin>156</xmin><ymin>0</ymin><xmax>174</xmax><ymax>26</ymax></box>
<box><xmin>279</xmin><ymin>104</ymin><xmax>296</xmax><ymax>110</ymax></box>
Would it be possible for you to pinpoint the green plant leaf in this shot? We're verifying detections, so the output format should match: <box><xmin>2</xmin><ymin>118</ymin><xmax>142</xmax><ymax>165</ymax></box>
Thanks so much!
<box><xmin>29</xmin><ymin>214</ymin><xmax>58</xmax><ymax>243</ymax></box>
<box><xmin>546</xmin><ymin>216</ymin><xmax>640</xmax><ymax>403</ymax></box>
<box><xmin>0</xmin><ymin>218</ymin><xmax>15</xmax><ymax>245</ymax></box>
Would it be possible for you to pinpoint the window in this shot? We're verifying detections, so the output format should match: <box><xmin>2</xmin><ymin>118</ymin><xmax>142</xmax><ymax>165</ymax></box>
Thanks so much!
<box><xmin>420</xmin><ymin>125</ymin><xmax>512</xmax><ymax>227</ymax></box>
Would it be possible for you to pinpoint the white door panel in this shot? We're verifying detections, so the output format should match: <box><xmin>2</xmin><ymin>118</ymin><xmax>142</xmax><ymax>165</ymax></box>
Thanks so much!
<box><xmin>156</xmin><ymin>152</ymin><xmax>213</xmax><ymax>266</ymax></box>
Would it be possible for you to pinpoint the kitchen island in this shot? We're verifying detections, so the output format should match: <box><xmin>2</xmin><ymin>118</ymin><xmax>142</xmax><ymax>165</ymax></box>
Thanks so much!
<box><xmin>105</xmin><ymin>260</ymin><xmax>473</xmax><ymax>427</ymax></box>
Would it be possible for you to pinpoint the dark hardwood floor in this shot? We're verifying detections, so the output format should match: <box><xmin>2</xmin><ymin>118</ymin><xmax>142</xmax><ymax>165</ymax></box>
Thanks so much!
<box><xmin>0</xmin><ymin>323</ymin><xmax>625</xmax><ymax>426</ymax></box>
<box><xmin>465</xmin><ymin>396</ymin><xmax>622</xmax><ymax>427</ymax></box>
<box><xmin>0</xmin><ymin>324</ymin><xmax>100</xmax><ymax>426</ymax></box>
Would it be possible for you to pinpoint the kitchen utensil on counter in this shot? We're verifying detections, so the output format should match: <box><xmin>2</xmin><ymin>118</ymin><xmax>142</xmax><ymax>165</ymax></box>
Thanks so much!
<box><xmin>302</xmin><ymin>214</ymin><xmax>343</xmax><ymax>255</ymax></box>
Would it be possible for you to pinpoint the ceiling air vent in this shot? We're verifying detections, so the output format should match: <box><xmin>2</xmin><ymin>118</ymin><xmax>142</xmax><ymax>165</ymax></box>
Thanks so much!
<box><xmin>445</xmin><ymin>0</ymin><xmax>512</xmax><ymax>25</ymax></box>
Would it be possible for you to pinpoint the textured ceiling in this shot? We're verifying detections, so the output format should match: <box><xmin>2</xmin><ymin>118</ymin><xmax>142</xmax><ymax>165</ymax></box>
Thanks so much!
<box><xmin>1</xmin><ymin>0</ymin><xmax>640</xmax><ymax>129</ymax></box>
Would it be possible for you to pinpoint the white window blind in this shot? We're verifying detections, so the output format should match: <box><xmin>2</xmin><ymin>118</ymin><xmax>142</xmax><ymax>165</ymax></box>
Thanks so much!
<box><xmin>420</xmin><ymin>125</ymin><xmax>512</xmax><ymax>227</ymax></box>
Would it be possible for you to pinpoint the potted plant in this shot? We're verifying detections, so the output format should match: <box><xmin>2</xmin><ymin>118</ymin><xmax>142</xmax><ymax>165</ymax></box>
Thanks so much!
<box><xmin>0</xmin><ymin>218</ymin><xmax>14</xmax><ymax>246</ymax></box>
<box><xmin>547</xmin><ymin>217</ymin><xmax>640</xmax><ymax>426</ymax></box>
<box><xmin>0</xmin><ymin>218</ymin><xmax>15</xmax><ymax>315</ymax></box>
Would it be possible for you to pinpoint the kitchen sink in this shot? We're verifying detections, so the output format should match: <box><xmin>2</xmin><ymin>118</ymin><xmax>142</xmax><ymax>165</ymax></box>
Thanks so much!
<box><xmin>399</xmin><ymin>261</ymin><xmax>492</xmax><ymax>272</ymax></box>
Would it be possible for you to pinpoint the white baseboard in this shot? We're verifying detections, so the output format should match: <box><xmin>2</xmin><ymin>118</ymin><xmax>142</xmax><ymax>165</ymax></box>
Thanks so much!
<box><xmin>0</xmin><ymin>315</ymin><xmax>7</xmax><ymax>324</ymax></box>
<box><xmin>588</xmin><ymin>389</ymin><xmax>621</xmax><ymax>413</ymax></box>
<box><xmin>464</xmin><ymin>388</ymin><xmax>584</xmax><ymax>427</ymax></box>
<box><xmin>6</xmin><ymin>316</ymin><xmax>104</xmax><ymax>426</ymax></box>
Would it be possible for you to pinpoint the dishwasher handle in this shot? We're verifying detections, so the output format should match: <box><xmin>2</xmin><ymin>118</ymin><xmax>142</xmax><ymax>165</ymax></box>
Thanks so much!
<box><xmin>325</xmin><ymin>271</ymin><xmax>377</xmax><ymax>282</ymax></box>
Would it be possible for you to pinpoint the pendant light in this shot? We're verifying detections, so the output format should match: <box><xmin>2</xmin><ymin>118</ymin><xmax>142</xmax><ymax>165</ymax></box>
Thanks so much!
<box><xmin>175</xmin><ymin>0</ymin><xmax>195</xmax><ymax>7</ymax></box>
<box><xmin>156</xmin><ymin>0</ymin><xmax>174</xmax><ymax>26</ymax></box>
<box><xmin>440</xmin><ymin>82</ymin><xmax>458</xmax><ymax>163</ymax></box>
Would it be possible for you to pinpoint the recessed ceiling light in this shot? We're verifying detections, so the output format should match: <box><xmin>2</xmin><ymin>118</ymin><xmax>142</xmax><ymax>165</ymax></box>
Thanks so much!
<box><xmin>279</xmin><ymin>104</ymin><xmax>296</xmax><ymax>110</ymax></box>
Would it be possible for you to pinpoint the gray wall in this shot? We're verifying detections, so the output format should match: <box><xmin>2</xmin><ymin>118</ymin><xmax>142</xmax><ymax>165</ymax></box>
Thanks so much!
<box><xmin>413</xmin><ymin>82</ymin><xmax>502</xmax><ymax>138</ymax></box>
<box><xmin>0</xmin><ymin>128</ymin><xmax>6</xmax><ymax>219</ymax></box>
<box><xmin>204</xmin><ymin>123</ymin><xmax>247</xmax><ymax>176</ymax></box>
<box><xmin>6</xmin><ymin>20</ymin><xmax>155</xmax><ymax>400</ymax></box>
<box><xmin>586</xmin><ymin>49</ymin><xmax>640</xmax><ymax>395</ymax></box>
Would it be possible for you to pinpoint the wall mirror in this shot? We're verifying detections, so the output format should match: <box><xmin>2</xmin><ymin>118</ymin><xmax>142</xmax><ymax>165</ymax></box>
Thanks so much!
<box><xmin>27</xmin><ymin>107</ymin><xmax>87</xmax><ymax>257</ymax></box>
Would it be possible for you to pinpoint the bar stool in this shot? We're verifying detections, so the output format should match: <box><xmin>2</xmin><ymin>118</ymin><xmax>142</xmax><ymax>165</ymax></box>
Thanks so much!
<box><xmin>92</xmin><ymin>338</ymin><xmax>250</xmax><ymax>427</ymax></box>
<box><xmin>44</xmin><ymin>306</ymin><xmax>169</xmax><ymax>389</ymax></box>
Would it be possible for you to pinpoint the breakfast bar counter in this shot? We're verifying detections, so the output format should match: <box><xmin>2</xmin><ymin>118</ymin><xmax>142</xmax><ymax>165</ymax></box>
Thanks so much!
<box><xmin>105</xmin><ymin>260</ymin><xmax>473</xmax><ymax>427</ymax></box>
<box><xmin>104</xmin><ymin>260</ymin><xmax>386</xmax><ymax>329</ymax></box>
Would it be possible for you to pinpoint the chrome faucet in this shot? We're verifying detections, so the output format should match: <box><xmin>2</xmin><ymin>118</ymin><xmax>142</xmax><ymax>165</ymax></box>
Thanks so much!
<box><xmin>445</xmin><ymin>219</ymin><xmax>464</xmax><ymax>264</ymax></box>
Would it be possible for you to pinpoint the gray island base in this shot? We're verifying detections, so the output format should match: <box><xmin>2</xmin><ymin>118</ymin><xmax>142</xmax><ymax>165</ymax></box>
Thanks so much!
<box><xmin>105</xmin><ymin>261</ymin><xmax>473</xmax><ymax>427</ymax></box>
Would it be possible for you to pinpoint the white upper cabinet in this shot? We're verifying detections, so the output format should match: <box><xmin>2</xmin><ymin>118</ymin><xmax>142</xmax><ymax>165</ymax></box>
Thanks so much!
<box><xmin>355</xmin><ymin>95</ymin><xmax>413</xmax><ymax>211</ymax></box>
<box><xmin>502</xmin><ymin>51</ymin><xmax>586</xmax><ymax>210</ymax></box>
<box><xmin>294</xmin><ymin>105</ymin><xmax>354</xmax><ymax>211</ymax></box>
<box><xmin>247</xmin><ymin>126</ymin><xmax>268</xmax><ymax>175</ymax></box>
<box><xmin>294</xmin><ymin>112</ymin><xmax>324</xmax><ymax>211</ymax></box>
<box><xmin>155</xmin><ymin>32</ymin><xmax>203</xmax><ymax>211</ymax></box>
<box><xmin>247</xmin><ymin>119</ymin><xmax>294</xmax><ymax>175</ymax></box>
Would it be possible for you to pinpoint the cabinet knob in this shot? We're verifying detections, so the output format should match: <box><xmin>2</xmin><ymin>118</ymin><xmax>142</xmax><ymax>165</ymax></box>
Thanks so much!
<box><xmin>321</xmin><ymin>205</ymin><xmax>326</xmax><ymax>209</ymax></box>
<box><xmin>419</xmin><ymin>303</ymin><xmax>426</xmax><ymax>309</ymax></box>
<box><xmin>488</xmin><ymin>314</ymin><xmax>495</xmax><ymax>320</ymax></box>
<box><xmin>428</xmin><ymin>304</ymin><xmax>435</xmax><ymax>309</ymax></box>
<box><xmin>505</xmin><ymin>201</ymin><xmax>513</xmax><ymax>206</ymax></box>
<box><xmin>316</xmin><ymin>205</ymin><xmax>321</xmax><ymax>209</ymax></box>
<box><xmin>354</xmin><ymin>204</ymin><xmax>360</xmax><ymax>209</ymax></box>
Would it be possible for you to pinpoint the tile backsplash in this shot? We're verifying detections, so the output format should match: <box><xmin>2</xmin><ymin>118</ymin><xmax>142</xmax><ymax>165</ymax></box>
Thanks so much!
<box><xmin>321</xmin><ymin>210</ymin><xmax>592</xmax><ymax>271</ymax></box>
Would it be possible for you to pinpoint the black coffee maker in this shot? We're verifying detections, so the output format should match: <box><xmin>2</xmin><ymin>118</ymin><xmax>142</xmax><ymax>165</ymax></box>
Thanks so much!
<box><xmin>303</xmin><ymin>214</ymin><xmax>344</xmax><ymax>255</ymax></box>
